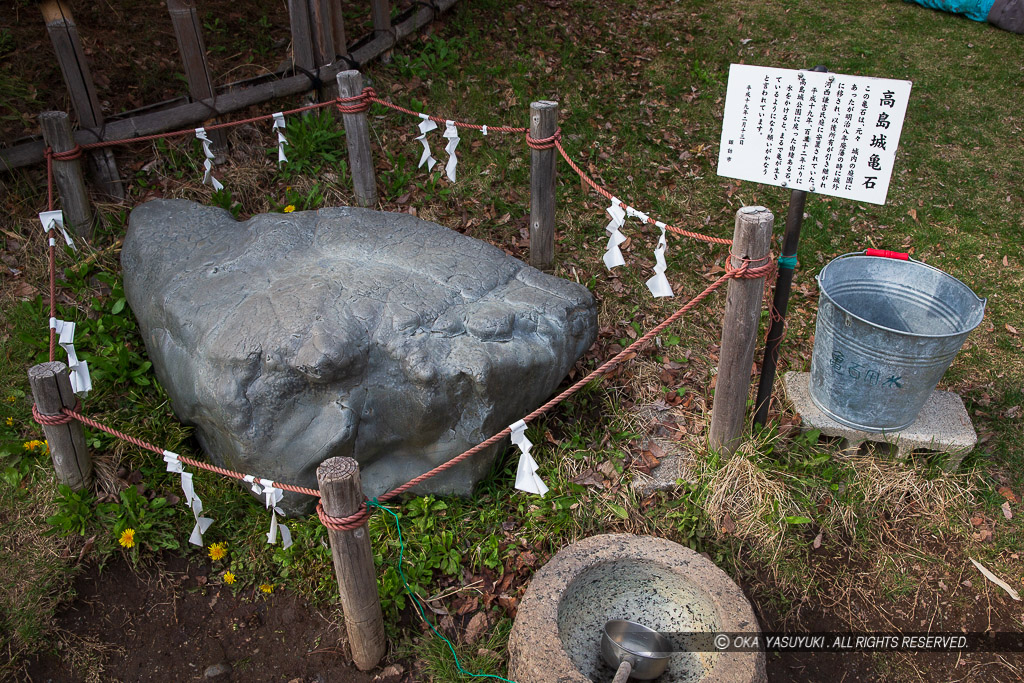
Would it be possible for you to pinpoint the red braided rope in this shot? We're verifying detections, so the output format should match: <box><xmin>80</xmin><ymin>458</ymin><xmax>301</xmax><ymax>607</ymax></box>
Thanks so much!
<box><xmin>317</xmin><ymin>500</ymin><xmax>374</xmax><ymax>530</ymax></box>
<box><xmin>552</xmin><ymin>139</ymin><xmax>733</xmax><ymax>247</ymax></box>
<box><xmin>32</xmin><ymin>402</ymin><xmax>80</xmax><ymax>425</ymax></box>
<box><xmin>336</xmin><ymin>87</ymin><xmax>376</xmax><ymax>114</ymax></box>
<box><xmin>364</xmin><ymin>91</ymin><xmax>528</xmax><ymax>133</ymax></box>
<box><xmin>525</xmin><ymin>130</ymin><xmax>561</xmax><ymax>150</ymax></box>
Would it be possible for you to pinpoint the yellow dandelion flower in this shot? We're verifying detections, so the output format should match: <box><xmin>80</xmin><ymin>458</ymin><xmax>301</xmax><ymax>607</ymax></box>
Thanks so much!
<box><xmin>259</xmin><ymin>583</ymin><xmax>274</xmax><ymax>594</ymax></box>
<box><xmin>119</xmin><ymin>528</ymin><xmax>136</xmax><ymax>549</ymax></box>
<box><xmin>5</xmin><ymin>396</ymin><xmax>16</xmax><ymax>404</ymax></box>
<box><xmin>23</xmin><ymin>439</ymin><xmax>46</xmax><ymax>452</ymax></box>
<box><xmin>5</xmin><ymin>417</ymin><xmax>13</xmax><ymax>427</ymax></box>
<box><xmin>283</xmin><ymin>205</ymin><xmax>296</xmax><ymax>213</ymax></box>
<box><xmin>208</xmin><ymin>542</ymin><xmax>227</xmax><ymax>561</ymax></box>
<box><xmin>223</xmin><ymin>571</ymin><xmax>236</xmax><ymax>585</ymax></box>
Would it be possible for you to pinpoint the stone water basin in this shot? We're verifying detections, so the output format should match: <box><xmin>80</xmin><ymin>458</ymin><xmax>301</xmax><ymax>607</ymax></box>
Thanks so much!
<box><xmin>508</xmin><ymin>534</ymin><xmax>765</xmax><ymax>683</ymax></box>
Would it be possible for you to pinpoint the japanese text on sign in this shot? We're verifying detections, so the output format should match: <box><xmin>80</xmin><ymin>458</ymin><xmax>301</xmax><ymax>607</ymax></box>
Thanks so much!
<box><xmin>717</xmin><ymin>65</ymin><xmax>912</xmax><ymax>205</ymax></box>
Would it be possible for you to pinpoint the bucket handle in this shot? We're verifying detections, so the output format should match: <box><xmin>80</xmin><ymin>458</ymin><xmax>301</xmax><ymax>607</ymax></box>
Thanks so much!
<box><xmin>865</xmin><ymin>248</ymin><xmax>910</xmax><ymax>260</ymax></box>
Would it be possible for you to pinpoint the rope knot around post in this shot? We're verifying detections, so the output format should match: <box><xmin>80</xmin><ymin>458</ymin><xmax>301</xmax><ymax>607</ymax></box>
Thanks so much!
<box><xmin>32</xmin><ymin>401</ymin><xmax>81</xmax><ymax>426</ymax></box>
<box><xmin>525</xmin><ymin>128</ymin><xmax>561</xmax><ymax>150</ymax></box>
<box><xmin>336</xmin><ymin>86</ymin><xmax>377</xmax><ymax>114</ymax></box>
<box><xmin>316</xmin><ymin>499</ymin><xmax>374</xmax><ymax>530</ymax></box>
<box><xmin>725</xmin><ymin>253</ymin><xmax>777</xmax><ymax>280</ymax></box>
<box><xmin>44</xmin><ymin>145</ymin><xmax>85</xmax><ymax>162</ymax></box>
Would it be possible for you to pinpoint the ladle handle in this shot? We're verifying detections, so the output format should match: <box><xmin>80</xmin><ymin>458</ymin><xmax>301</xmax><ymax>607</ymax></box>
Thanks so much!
<box><xmin>611</xmin><ymin>659</ymin><xmax>633</xmax><ymax>683</ymax></box>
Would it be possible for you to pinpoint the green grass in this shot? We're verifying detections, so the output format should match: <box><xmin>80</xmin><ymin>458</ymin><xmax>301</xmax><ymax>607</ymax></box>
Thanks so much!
<box><xmin>2</xmin><ymin>0</ymin><xmax>1024</xmax><ymax>679</ymax></box>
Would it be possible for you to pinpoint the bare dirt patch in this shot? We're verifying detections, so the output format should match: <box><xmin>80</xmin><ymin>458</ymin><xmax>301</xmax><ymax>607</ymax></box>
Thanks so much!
<box><xmin>24</xmin><ymin>555</ymin><xmax>377</xmax><ymax>683</ymax></box>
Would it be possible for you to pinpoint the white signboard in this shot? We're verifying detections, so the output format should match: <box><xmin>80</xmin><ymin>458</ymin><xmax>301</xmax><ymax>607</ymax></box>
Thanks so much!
<box><xmin>717</xmin><ymin>65</ymin><xmax>912</xmax><ymax>205</ymax></box>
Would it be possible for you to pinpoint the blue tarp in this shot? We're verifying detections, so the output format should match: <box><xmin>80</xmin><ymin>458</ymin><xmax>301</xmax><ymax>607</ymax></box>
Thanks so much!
<box><xmin>904</xmin><ymin>0</ymin><xmax>996</xmax><ymax>21</ymax></box>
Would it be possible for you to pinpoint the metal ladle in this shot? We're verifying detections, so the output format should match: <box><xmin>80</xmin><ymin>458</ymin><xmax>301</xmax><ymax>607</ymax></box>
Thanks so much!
<box><xmin>601</xmin><ymin>619</ymin><xmax>671</xmax><ymax>682</ymax></box>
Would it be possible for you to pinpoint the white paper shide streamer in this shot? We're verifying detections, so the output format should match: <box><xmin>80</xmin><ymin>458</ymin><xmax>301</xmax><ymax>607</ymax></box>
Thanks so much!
<box><xmin>646</xmin><ymin>220</ymin><xmax>674</xmax><ymax>298</ymax></box>
<box><xmin>509</xmin><ymin>420</ymin><xmax>548</xmax><ymax>496</ymax></box>
<box><xmin>603</xmin><ymin>198</ymin><xmax>627</xmax><ymax>270</ymax></box>
<box><xmin>272</xmin><ymin>112</ymin><xmax>288</xmax><ymax>165</ymax></box>
<box><xmin>50</xmin><ymin>318</ymin><xmax>92</xmax><ymax>394</ymax></box>
<box><xmin>194</xmin><ymin>128</ymin><xmax>224</xmax><ymax>191</ymax></box>
<box><xmin>443</xmin><ymin>120</ymin><xmax>460</xmax><ymax>182</ymax></box>
<box><xmin>263</xmin><ymin>483</ymin><xmax>293</xmax><ymax>549</ymax></box>
<box><xmin>164</xmin><ymin>451</ymin><xmax>214</xmax><ymax>546</ymax></box>
<box><xmin>38</xmin><ymin>210</ymin><xmax>75</xmax><ymax>250</ymax></box>
<box><xmin>416</xmin><ymin>114</ymin><xmax>438</xmax><ymax>171</ymax></box>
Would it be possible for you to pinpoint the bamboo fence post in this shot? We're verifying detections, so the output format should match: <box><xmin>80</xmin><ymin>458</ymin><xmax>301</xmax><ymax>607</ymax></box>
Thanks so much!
<box><xmin>336</xmin><ymin>70</ymin><xmax>378</xmax><ymax>207</ymax></box>
<box><xmin>529</xmin><ymin>100</ymin><xmax>558</xmax><ymax>271</ymax></box>
<box><xmin>166</xmin><ymin>0</ymin><xmax>228</xmax><ymax>160</ymax></box>
<box><xmin>708</xmin><ymin>206</ymin><xmax>774</xmax><ymax>455</ymax></box>
<box><xmin>317</xmin><ymin>457</ymin><xmax>386</xmax><ymax>671</ymax></box>
<box><xmin>40</xmin><ymin>0</ymin><xmax>124</xmax><ymax>199</ymax></box>
<box><xmin>39</xmin><ymin>111</ymin><xmax>92</xmax><ymax>239</ymax></box>
<box><xmin>28</xmin><ymin>362</ymin><xmax>92</xmax><ymax>491</ymax></box>
<box><xmin>371</xmin><ymin>0</ymin><xmax>393</xmax><ymax>63</ymax></box>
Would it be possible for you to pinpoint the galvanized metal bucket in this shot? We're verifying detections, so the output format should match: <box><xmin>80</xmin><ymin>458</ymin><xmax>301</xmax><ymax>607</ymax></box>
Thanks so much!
<box><xmin>809</xmin><ymin>250</ymin><xmax>986</xmax><ymax>432</ymax></box>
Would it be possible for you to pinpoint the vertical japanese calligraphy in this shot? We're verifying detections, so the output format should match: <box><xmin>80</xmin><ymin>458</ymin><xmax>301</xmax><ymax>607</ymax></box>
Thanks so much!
<box><xmin>718</xmin><ymin>65</ymin><xmax>912</xmax><ymax>205</ymax></box>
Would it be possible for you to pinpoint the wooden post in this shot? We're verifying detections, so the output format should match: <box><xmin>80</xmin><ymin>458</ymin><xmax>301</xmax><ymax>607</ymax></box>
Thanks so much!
<box><xmin>708</xmin><ymin>206</ymin><xmax>774</xmax><ymax>455</ymax></box>
<box><xmin>309</xmin><ymin>0</ymin><xmax>339</xmax><ymax>100</ymax></box>
<box><xmin>28</xmin><ymin>362</ymin><xmax>92</xmax><ymax>491</ymax></box>
<box><xmin>40</xmin><ymin>0</ymin><xmax>124</xmax><ymax>199</ymax></box>
<box><xmin>371</xmin><ymin>0</ymin><xmax>393</xmax><ymax>63</ymax></box>
<box><xmin>288</xmin><ymin>0</ymin><xmax>317</xmax><ymax>75</ymax></box>
<box><xmin>529</xmin><ymin>100</ymin><xmax>558</xmax><ymax>272</ymax></box>
<box><xmin>330</xmin><ymin>0</ymin><xmax>349</xmax><ymax>62</ymax></box>
<box><xmin>316</xmin><ymin>457</ymin><xmax>386</xmax><ymax>671</ymax></box>
<box><xmin>166</xmin><ymin>0</ymin><xmax>228</xmax><ymax>160</ymax></box>
<box><xmin>39</xmin><ymin>111</ymin><xmax>92</xmax><ymax>239</ymax></box>
<box><xmin>336</xmin><ymin>70</ymin><xmax>378</xmax><ymax>207</ymax></box>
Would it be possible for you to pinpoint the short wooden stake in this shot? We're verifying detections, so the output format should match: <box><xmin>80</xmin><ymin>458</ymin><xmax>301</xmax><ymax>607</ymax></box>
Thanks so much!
<box><xmin>529</xmin><ymin>100</ymin><xmax>558</xmax><ymax>272</ymax></box>
<box><xmin>167</xmin><ymin>0</ymin><xmax>228</xmax><ymax>160</ymax></box>
<box><xmin>39</xmin><ymin>111</ymin><xmax>92</xmax><ymax>240</ymax></box>
<box><xmin>28</xmin><ymin>362</ymin><xmax>92</xmax><ymax>491</ymax></box>
<box><xmin>336</xmin><ymin>70</ymin><xmax>378</xmax><ymax>208</ymax></box>
<box><xmin>317</xmin><ymin>457</ymin><xmax>386</xmax><ymax>671</ymax></box>
<box><xmin>40</xmin><ymin>0</ymin><xmax>124</xmax><ymax>199</ymax></box>
<box><xmin>708</xmin><ymin>206</ymin><xmax>774</xmax><ymax>455</ymax></box>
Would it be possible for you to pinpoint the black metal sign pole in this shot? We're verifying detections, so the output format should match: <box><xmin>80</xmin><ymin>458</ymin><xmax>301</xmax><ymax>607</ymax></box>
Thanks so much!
<box><xmin>753</xmin><ymin>64</ymin><xmax>827</xmax><ymax>428</ymax></box>
<box><xmin>753</xmin><ymin>188</ymin><xmax>806</xmax><ymax>427</ymax></box>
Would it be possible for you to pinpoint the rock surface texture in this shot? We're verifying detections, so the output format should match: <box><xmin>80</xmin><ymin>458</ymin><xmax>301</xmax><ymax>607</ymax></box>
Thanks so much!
<box><xmin>122</xmin><ymin>200</ymin><xmax>597</xmax><ymax>515</ymax></box>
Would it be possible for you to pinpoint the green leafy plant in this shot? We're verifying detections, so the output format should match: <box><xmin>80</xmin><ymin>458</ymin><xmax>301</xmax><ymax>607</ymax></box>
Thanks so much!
<box><xmin>392</xmin><ymin>35</ymin><xmax>467</xmax><ymax>81</ymax></box>
<box><xmin>45</xmin><ymin>485</ymin><xmax>96</xmax><ymax>537</ymax></box>
<box><xmin>272</xmin><ymin>111</ymin><xmax>348</xmax><ymax>179</ymax></box>
<box><xmin>210</xmin><ymin>188</ymin><xmax>242</xmax><ymax>219</ymax></box>
<box><xmin>101</xmin><ymin>486</ymin><xmax>182</xmax><ymax>563</ymax></box>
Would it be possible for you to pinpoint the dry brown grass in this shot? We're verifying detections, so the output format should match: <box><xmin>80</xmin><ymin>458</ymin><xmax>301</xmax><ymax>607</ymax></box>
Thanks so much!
<box><xmin>702</xmin><ymin>442</ymin><xmax>797</xmax><ymax>571</ymax></box>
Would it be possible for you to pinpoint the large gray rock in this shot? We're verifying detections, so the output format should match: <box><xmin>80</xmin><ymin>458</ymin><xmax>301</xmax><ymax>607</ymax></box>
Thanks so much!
<box><xmin>122</xmin><ymin>199</ymin><xmax>596</xmax><ymax>515</ymax></box>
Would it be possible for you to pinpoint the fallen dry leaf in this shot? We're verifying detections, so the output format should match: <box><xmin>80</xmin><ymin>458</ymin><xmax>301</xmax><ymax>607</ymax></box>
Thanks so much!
<box><xmin>998</xmin><ymin>487</ymin><xmax>1019</xmax><ymax>503</ymax></box>
<box><xmin>1002</xmin><ymin>502</ymin><xmax>1013</xmax><ymax>520</ymax></box>
<box><xmin>813</xmin><ymin>531</ymin><xmax>823</xmax><ymax>549</ymax></box>
<box><xmin>721</xmin><ymin>513</ymin><xmax>736</xmax><ymax>535</ymax></box>
<box><xmin>1007</xmin><ymin>324</ymin><xmax>1019</xmax><ymax>336</ymax></box>
<box><xmin>462</xmin><ymin>611</ymin><xmax>491</xmax><ymax>645</ymax></box>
